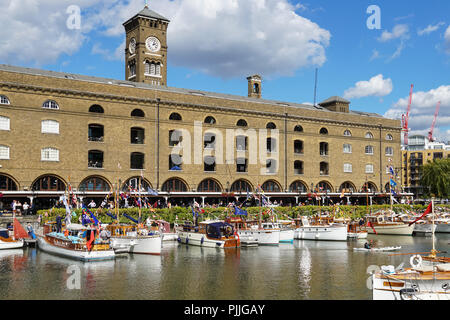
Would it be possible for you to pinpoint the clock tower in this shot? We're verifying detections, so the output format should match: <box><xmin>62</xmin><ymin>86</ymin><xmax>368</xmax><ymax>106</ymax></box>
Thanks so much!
<box><xmin>123</xmin><ymin>5</ymin><xmax>170</xmax><ymax>86</ymax></box>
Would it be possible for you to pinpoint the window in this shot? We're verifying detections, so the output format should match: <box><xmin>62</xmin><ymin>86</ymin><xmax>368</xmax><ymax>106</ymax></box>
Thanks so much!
<box><xmin>0</xmin><ymin>174</ymin><xmax>17</xmax><ymax>191</ymax></box>
<box><xmin>230</xmin><ymin>179</ymin><xmax>252</xmax><ymax>192</ymax></box>
<box><xmin>343</xmin><ymin>143</ymin><xmax>352</xmax><ymax>153</ymax></box>
<box><xmin>319</xmin><ymin>127</ymin><xmax>328</xmax><ymax>135</ymax></box>
<box><xmin>365</xmin><ymin>145</ymin><xmax>374</xmax><ymax>155</ymax></box>
<box><xmin>42</xmin><ymin>100</ymin><xmax>59</xmax><ymax>110</ymax></box>
<box><xmin>79</xmin><ymin>176</ymin><xmax>110</xmax><ymax>192</ymax></box>
<box><xmin>0</xmin><ymin>116</ymin><xmax>10</xmax><ymax>131</ymax></box>
<box><xmin>320</xmin><ymin>142</ymin><xmax>329</xmax><ymax>156</ymax></box>
<box><xmin>88</xmin><ymin>150</ymin><xmax>103</xmax><ymax>168</ymax></box>
<box><xmin>294</xmin><ymin>140</ymin><xmax>303</xmax><ymax>154</ymax></box>
<box><xmin>266</xmin><ymin>122</ymin><xmax>276</xmax><ymax>129</ymax></box>
<box><xmin>294</xmin><ymin>160</ymin><xmax>304</xmax><ymax>175</ymax></box>
<box><xmin>320</xmin><ymin>162</ymin><xmax>329</xmax><ymax>175</ymax></box>
<box><xmin>0</xmin><ymin>145</ymin><xmax>10</xmax><ymax>159</ymax></box>
<box><xmin>365</xmin><ymin>164</ymin><xmax>374</xmax><ymax>173</ymax></box>
<box><xmin>131</xmin><ymin>109</ymin><xmax>145</xmax><ymax>117</ymax></box>
<box><xmin>339</xmin><ymin>182</ymin><xmax>355</xmax><ymax>193</ymax></box>
<box><xmin>236</xmin><ymin>158</ymin><xmax>248</xmax><ymax>173</ymax></box>
<box><xmin>169</xmin><ymin>154</ymin><xmax>182</xmax><ymax>171</ymax></box>
<box><xmin>204</xmin><ymin>156</ymin><xmax>216</xmax><ymax>172</ymax></box>
<box><xmin>344</xmin><ymin>163</ymin><xmax>353</xmax><ymax>173</ymax></box>
<box><xmin>88</xmin><ymin>124</ymin><xmax>104</xmax><ymax>142</ymax></box>
<box><xmin>261</xmin><ymin>180</ymin><xmax>281</xmax><ymax>192</ymax></box>
<box><xmin>41</xmin><ymin>148</ymin><xmax>59</xmax><ymax>162</ymax></box>
<box><xmin>290</xmin><ymin>180</ymin><xmax>307</xmax><ymax>193</ymax></box>
<box><xmin>129</xmin><ymin>61</ymin><xmax>136</xmax><ymax>77</ymax></box>
<box><xmin>385</xmin><ymin>147</ymin><xmax>393</xmax><ymax>156</ymax></box>
<box><xmin>41</xmin><ymin>120</ymin><xmax>59</xmax><ymax>134</ymax></box>
<box><xmin>145</xmin><ymin>61</ymin><xmax>151</xmax><ymax>75</ymax></box>
<box><xmin>131</xmin><ymin>152</ymin><xmax>145</xmax><ymax>170</ymax></box>
<box><xmin>386</xmin><ymin>134</ymin><xmax>393</xmax><ymax>140</ymax></box>
<box><xmin>294</xmin><ymin>125</ymin><xmax>303</xmax><ymax>132</ymax></box>
<box><xmin>169</xmin><ymin>113</ymin><xmax>182</xmax><ymax>121</ymax></box>
<box><xmin>343</xmin><ymin>130</ymin><xmax>352</xmax><ymax>136</ymax></box>
<box><xmin>266</xmin><ymin>159</ymin><xmax>277</xmax><ymax>174</ymax></box>
<box><xmin>162</xmin><ymin>178</ymin><xmax>188</xmax><ymax>192</ymax></box>
<box><xmin>131</xmin><ymin>127</ymin><xmax>145</xmax><ymax>144</ymax></box>
<box><xmin>156</xmin><ymin>64</ymin><xmax>161</xmax><ymax>76</ymax></box>
<box><xmin>169</xmin><ymin>130</ymin><xmax>182</xmax><ymax>147</ymax></box>
<box><xmin>236</xmin><ymin>136</ymin><xmax>248</xmax><ymax>151</ymax></box>
<box><xmin>204</xmin><ymin>116</ymin><xmax>216</xmax><ymax>124</ymax></box>
<box><xmin>122</xmin><ymin>177</ymin><xmax>152</xmax><ymax>193</ymax></box>
<box><xmin>197</xmin><ymin>179</ymin><xmax>221</xmax><ymax>192</ymax></box>
<box><xmin>204</xmin><ymin>133</ymin><xmax>216</xmax><ymax>149</ymax></box>
<box><xmin>236</xmin><ymin>119</ymin><xmax>248</xmax><ymax>127</ymax></box>
<box><xmin>32</xmin><ymin>175</ymin><xmax>65</xmax><ymax>191</ymax></box>
<box><xmin>365</xmin><ymin>132</ymin><xmax>373</xmax><ymax>139</ymax></box>
<box><xmin>267</xmin><ymin>137</ymin><xmax>276</xmax><ymax>152</ymax></box>
<box><xmin>0</xmin><ymin>95</ymin><xmax>10</xmax><ymax>105</ymax></box>
<box><xmin>89</xmin><ymin>105</ymin><xmax>104</xmax><ymax>113</ymax></box>
<box><xmin>316</xmin><ymin>181</ymin><xmax>332</xmax><ymax>193</ymax></box>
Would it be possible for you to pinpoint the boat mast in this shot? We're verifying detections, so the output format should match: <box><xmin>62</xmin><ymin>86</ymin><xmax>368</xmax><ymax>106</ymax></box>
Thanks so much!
<box><xmin>138</xmin><ymin>174</ymin><xmax>142</xmax><ymax>223</ymax></box>
<box><xmin>430</xmin><ymin>197</ymin><xmax>436</xmax><ymax>258</ymax></box>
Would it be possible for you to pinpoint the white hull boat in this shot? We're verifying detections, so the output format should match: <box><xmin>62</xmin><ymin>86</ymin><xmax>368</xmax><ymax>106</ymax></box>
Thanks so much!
<box><xmin>0</xmin><ymin>238</ymin><xmax>24</xmax><ymax>250</ymax></box>
<box><xmin>436</xmin><ymin>223</ymin><xmax>450</xmax><ymax>233</ymax></box>
<box><xmin>162</xmin><ymin>233</ymin><xmax>178</xmax><ymax>241</ymax></box>
<box><xmin>177</xmin><ymin>221</ymin><xmax>240</xmax><ymax>249</ymax></box>
<box><xmin>37</xmin><ymin>235</ymin><xmax>115</xmax><ymax>261</ymax></box>
<box><xmin>413</xmin><ymin>223</ymin><xmax>437</xmax><ymax>234</ymax></box>
<box><xmin>295</xmin><ymin>225</ymin><xmax>348</xmax><ymax>241</ymax></box>
<box><xmin>279</xmin><ymin>229</ymin><xmax>294</xmax><ymax>243</ymax></box>
<box><xmin>110</xmin><ymin>235</ymin><xmax>162</xmax><ymax>255</ymax></box>
<box><xmin>364</xmin><ymin>223</ymin><xmax>415</xmax><ymax>236</ymax></box>
<box><xmin>354</xmin><ymin>246</ymin><xmax>401</xmax><ymax>252</ymax></box>
<box><xmin>238</xmin><ymin>229</ymin><xmax>280</xmax><ymax>245</ymax></box>
<box><xmin>348</xmin><ymin>231</ymin><xmax>368</xmax><ymax>239</ymax></box>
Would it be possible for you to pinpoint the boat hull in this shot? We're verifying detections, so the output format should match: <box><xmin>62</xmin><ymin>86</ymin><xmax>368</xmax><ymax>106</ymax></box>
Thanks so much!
<box><xmin>0</xmin><ymin>239</ymin><xmax>24</xmax><ymax>250</ymax></box>
<box><xmin>37</xmin><ymin>236</ymin><xmax>115</xmax><ymax>261</ymax></box>
<box><xmin>413</xmin><ymin>223</ymin><xmax>437</xmax><ymax>234</ymax></box>
<box><xmin>177</xmin><ymin>231</ymin><xmax>240</xmax><ymax>248</ymax></box>
<box><xmin>348</xmin><ymin>231</ymin><xmax>368</xmax><ymax>239</ymax></box>
<box><xmin>435</xmin><ymin>224</ymin><xmax>450</xmax><ymax>233</ymax></box>
<box><xmin>364</xmin><ymin>223</ymin><xmax>414</xmax><ymax>235</ymax></box>
<box><xmin>110</xmin><ymin>235</ymin><xmax>162</xmax><ymax>255</ymax></box>
<box><xmin>238</xmin><ymin>229</ymin><xmax>280</xmax><ymax>245</ymax></box>
<box><xmin>279</xmin><ymin>229</ymin><xmax>294</xmax><ymax>243</ymax></box>
<box><xmin>162</xmin><ymin>233</ymin><xmax>178</xmax><ymax>241</ymax></box>
<box><xmin>294</xmin><ymin>225</ymin><xmax>347</xmax><ymax>241</ymax></box>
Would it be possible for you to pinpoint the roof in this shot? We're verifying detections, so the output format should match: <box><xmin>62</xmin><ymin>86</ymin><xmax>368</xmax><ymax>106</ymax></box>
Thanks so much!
<box><xmin>0</xmin><ymin>64</ymin><xmax>385</xmax><ymax>119</ymax></box>
<box><xmin>123</xmin><ymin>6</ymin><xmax>170</xmax><ymax>25</ymax></box>
<box><xmin>319</xmin><ymin>96</ymin><xmax>350</xmax><ymax>105</ymax></box>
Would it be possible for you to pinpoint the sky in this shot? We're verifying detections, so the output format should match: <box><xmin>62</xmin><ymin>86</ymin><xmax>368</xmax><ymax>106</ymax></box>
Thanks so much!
<box><xmin>0</xmin><ymin>0</ymin><xmax>449</xmax><ymax>143</ymax></box>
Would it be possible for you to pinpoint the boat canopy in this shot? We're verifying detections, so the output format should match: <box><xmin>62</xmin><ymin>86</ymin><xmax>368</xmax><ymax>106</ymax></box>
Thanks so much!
<box><xmin>0</xmin><ymin>228</ymin><xmax>9</xmax><ymax>239</ymax></box>
<box><xmin>205</xmin><ymin>222</ymin><xmax>234</xmax><ymax>239</ymax></box>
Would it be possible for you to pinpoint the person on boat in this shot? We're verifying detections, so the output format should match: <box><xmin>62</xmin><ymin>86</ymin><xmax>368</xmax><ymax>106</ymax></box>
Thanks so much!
<box><xmin>56</xmin><ymin>214</ymin><xmax>62</xmax><ymax>233</ymax></box>
<box><xmin>99</xmin><ymin>228</ymin><xmax>109</xmax><ymax>241</ymax></box>
<box><xmin>364</xmin><ymin>242</ymin><xmax>371</xmax><ymax>249</ymax></box>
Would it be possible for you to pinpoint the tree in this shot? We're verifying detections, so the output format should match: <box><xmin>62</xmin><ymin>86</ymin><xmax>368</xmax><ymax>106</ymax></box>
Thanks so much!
<box><xmin>420</xmin><ymin>158</ymin><xmax>450</xmax><ymax>199</ymax></box>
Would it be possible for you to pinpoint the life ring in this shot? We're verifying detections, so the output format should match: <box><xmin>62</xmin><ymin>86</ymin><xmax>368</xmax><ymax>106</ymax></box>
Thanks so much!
<box><xmin>410</xmin><ymin>254</ymin><xmax>422</xmax><ymax>268</ymax></box>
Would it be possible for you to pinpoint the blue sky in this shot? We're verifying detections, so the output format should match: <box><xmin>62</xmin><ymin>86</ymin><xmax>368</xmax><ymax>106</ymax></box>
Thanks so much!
<box><xmin>1</xmin><ymin>0</ymin><xmax>449</xmax><ymax>142</ymax></box>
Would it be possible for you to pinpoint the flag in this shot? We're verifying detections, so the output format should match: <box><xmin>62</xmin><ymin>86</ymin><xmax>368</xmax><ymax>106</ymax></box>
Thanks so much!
<box><xmin>86</xmin><ymin>230</ymin><xmax>95</xmax><ymax>251</ymax></box>
<box><xmin>234</xmin><ymin>206</ymin><xmax>248</xmax><ymax>216</ymax></box>
<box><xmin>191</xmin><ymin>206</ymin><xmax>198</xmax><ymax>219</ymax></box>
<box><xmin>62</xmin><ymin>195</ymin><xmax>71</xmax><ymax>215</ymax></box>
<box><xmin>389</xmin><ymin>166</ymin><xmax>395</xmax><ymax>176</ymax></box>
<box><xmin>390</xmin><ymin>179</ymin><xmax>397</xmax><ymax>187</ymax></box>
<box><xmin>409</xmin><ymin>202</ymin><xmax>432</xmax><ymax>226</ymax></box>
<box><xmin>367</xmin><ymin>221</ymin><xmax>377</xmax><ymax>235</ymax></box>
<box><xmin>147</xmin><ymin>187</ymin><xmax>159</xmax><ymax>196</ymax></box>
<box><xmin>82</xmin><ymin>205</ymin><xmax>99</xmax><ymax>226</ymax></box>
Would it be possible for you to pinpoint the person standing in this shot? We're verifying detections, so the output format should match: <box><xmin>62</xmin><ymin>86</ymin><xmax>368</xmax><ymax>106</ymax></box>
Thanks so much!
<box><xmin>23</xmin><ymin>202</ymin><xmax>29</xmax><ymax>215</ymax></box>
<box><xmin>56</xmin><ymin>215</ymin><xmax>62</xmax><ymax>233</ymax></box>
<box><xmin>11</xmin><ymin>200</ymin><xmax>16</xmax><ymax>214</ymax></box>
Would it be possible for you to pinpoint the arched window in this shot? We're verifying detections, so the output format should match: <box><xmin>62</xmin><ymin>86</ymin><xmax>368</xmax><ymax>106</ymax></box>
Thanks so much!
<box><xmin>32</xmin><ymin>175</ymin><xmax>66</xmax><ymax>191</ymax></box>
<box><xmin>88</xmin><ymin>150</ymin><xmax>103</xmax><ymax>168</ymax></box>
<box><xmin>131</xmin><ymin>127</ymin><xmax>145</xmax><ymax>144</ymax></box>
<box><xmin>386</xmin><ymin>134</ymin><xmax>393</xmax><ymax>141</ymax></box>
<box><xmin>0</xmin><ymin>174</ymin><xmax>17</xmax><ymax>191</ymax></box>
<box><xmin>236</xmin><ymin>119</ymin><xmax>248</xmax><ymax>127</ymax></box>
<box><xmin>169</xmin><ymin>113</ymin><xmax>182</xmax><ymax>121</ymax></box>
<box><xmin>131</xmin><ymin>109</ymin><xmax>145</xmax><ymax>117</ymax></box>
<box><xmin>88</xmin><ymin>124</ymin><xmax>104</xmax><ymax>142</ymax></box>
<box><xmin>319</xmin><ymin>127</ymin><xmax>328</xmax><ymax>135</ymax></box>
<box><xmin>204</xmin><ymin>116</ymin><xmax>216</xmax><ymax>124</ymax></box>
<box><xmin>0</xmin><ymin>116</ymin><xmax>10</xmax><ymax>131</ymax></box>
<box><xmin>266</xmin><ymin>122</ymin><xmax>276</xmax><ymax>129</ymax></box>
<box><xmin>42</xmin><ymin>100</ymin><xmax>59</xmax><ymax>110</ymax></box>
<box><xmin>261</xmin><ymin>180</ymin><xmax>281</xmax><ymax>192</ymax></box>
<box><xmin>0</xmin><ymin>95</ymin><xmax>10</xmax><ymax>105</ymax></box>
<box><xmin>294</xmin><ymin>125</ymin><xmax>303</xmax><ymax>132</ymax></box>
<box><xmin>230</xmin><ymin>179</ymin><xmax>253</xmax><ymax>192</ymax></box>
<box><xmin>131</xmin><ymin>152</ymin><xmax>145</xmax><ymax>170</ymax></box>
<box><xmin>320</xmin><ymin>142</ymin><xmax>329</xmax><ymax>156</ymax></box>
<box><xmin>289</xmin><ymin>180</ymin><xmax>307</xmax><ymax>193</ymax></box>
<box><xmin>156</xmin><ymin>63</ymin><xmax>161</xmax><ymax>76</ymax></box>
<box><xmin>162</xmin><ymin>178</ymin><xmax>188</xmax><ymax>192</ymax></box>
<box><xmin>316</xmin><ymin>181</ymin><xmax>333</xmax><ymax>193</ymax></box>
<box><xmin>79</xmin><ymin>176</ymin><xmax>110</xmax><ymax>192</ymax></box>
<box><xmin>343</xmin><ymin>129</ymin><xmax>352</xmax><ymax>136</ymax></box>
<box><xmin>129</xmin><ymin>60</ymin><xmax>136</xmax><ymax>77</ymax></box>
<box><xmin>320</xmin><ymin>162</ymin><xmax>329</xmax><ymax>175</ymax></box>
<box><xmin>41</xmin><ymin>120</ymin><xmax>59</xmax><ymax>134</ymax></box>
<box><xmin>122</xmin><ymin>177</ymin><xmax>152</xmax><ymax>192</ymax></box>
<box><xmin>339</xmin><ymin>181</ymin><xmax>356</xmax><ymax>193</ymax></box>
<box><xmin>89</xmin><ymin>104</ymin><xmax>104</xmax><ymax>113</ymax></box>
<box><xmin>0</xmin><ymin>145</ymin><xmax>10</xmax><ymax>160</ymax></box>
<box><xmin>41</xmin><ymin>148</ymin><xmax>59</xmax><ymax>162</ymax></box>
<box><xmin>294</xmin><ymin>160</ymin><xmax>304</xmax><ymax>175</ymax></box>
<box><xmin>362</xmin><ymin>181</ymin><xmax>378</xmax><ymax>193</ymax></box>
<box><xmin>197</xmin><ymin>179</ymin><xmax>222</xmax><ymax>192</ymax></box>
<box><xmin>365</xmin><ymin>132</ymin><xmax>373</xmax><ymax>139</ymax></box>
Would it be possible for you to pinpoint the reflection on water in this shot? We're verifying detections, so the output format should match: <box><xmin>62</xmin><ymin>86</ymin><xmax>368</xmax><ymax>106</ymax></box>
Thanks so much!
<box><xmin>0</xmin><ymin>233</ymin><xmax>448</xmax><ymax>300</ymax></box>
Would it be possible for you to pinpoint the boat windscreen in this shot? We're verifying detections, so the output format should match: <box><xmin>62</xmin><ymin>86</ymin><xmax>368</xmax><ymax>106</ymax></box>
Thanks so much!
<box><xmin>206</xmin><ymin>223</ymin><xmax>233</xmax><ymax>239</ymax></box>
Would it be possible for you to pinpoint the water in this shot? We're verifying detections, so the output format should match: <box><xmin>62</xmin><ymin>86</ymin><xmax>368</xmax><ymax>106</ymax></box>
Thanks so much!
<box><xmin>0</xmin><ymin>234</ymin><xmax>449</xmax><ymax>300</ymax></box>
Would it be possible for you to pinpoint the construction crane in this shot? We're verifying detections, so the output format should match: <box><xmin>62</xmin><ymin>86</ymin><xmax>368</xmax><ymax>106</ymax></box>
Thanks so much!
<box><xmin>401</xmin><ymin>84</ymin><xmax>414</xmax><ymax>145</ymax></box>
<box><xmin>428</xmin><ymin>101</ymin><xmax>440</xmax><ymax>142</ymax></box>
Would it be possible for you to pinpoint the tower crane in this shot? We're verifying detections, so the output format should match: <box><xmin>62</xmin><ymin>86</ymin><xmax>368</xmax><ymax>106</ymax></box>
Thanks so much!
<box><xmin>428</xmin><ymin>101</ymin><xmax>440</xmax><ymax>142</ymax></box>
<box><xmin>401</xmin><ymin>84</ymin><xmax>414</xmax><ymax>145</ymax></box>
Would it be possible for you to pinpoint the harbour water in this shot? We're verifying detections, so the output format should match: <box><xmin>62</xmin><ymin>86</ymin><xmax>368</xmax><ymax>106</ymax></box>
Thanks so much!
<box><xmin>0</xmin><ymin>233</ymin><xmax>449</xmax><ymax>300</ymax></box>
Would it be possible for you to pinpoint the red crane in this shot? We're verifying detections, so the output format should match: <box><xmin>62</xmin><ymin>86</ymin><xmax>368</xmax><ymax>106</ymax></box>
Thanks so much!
<box><xmin>401</xmin><ymin>84</ymin><xmax>414</xmax><ymax>145</ymax></box>
<box><xmin>428</xmin><ymin>101</ymin><xmax>440</xmax><ymax>142</ymax></box>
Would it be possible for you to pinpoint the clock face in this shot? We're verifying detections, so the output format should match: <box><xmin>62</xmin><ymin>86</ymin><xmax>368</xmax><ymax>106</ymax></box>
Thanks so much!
<box><xmin>129</xmin><ymin>38</ymin><xmax>136</xmax><ymax>54</ymax></box>
<box><xmin>145</xmin><ymin>37</ymin><xmax>161</xmax><ymax>52</ymax></box>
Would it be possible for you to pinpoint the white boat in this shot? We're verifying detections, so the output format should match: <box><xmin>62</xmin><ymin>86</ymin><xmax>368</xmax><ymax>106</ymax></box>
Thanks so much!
<box><xmin>177</xmin><ymin>220</ymin><xmax>240</xmax><ymax>249</ymax></box>
<box><xmin>0</xmin><ymin>228</ymin><xmax>24</xmax><ymax>250</ymax></box>
<box><xmin>435</xmin><ymin>213</ymin><xmax>450</xmax><ymax>233</ymax></box>
<box><xmin>294</xmin><ymin>216</ymin><xmax>347</xmax><ymax>241</ymax></box>
<box><xmin>261</xmin><ymin>221</ymin><xmax>294</xmax><ymax>244</ymax></box>
<box><xmin>275</xmin><ymin>220</ymin><xmax>295</xmax><ymax>243</ymax></box>
<box><xmin>347</xmin><ymin>221</ymin><xmax>368</xmax><ymax>239</ymax></box>
<box><xmin>413</xmin><ymin>222</ymin><xmax>437</xmax><ymax>234</ymax></box>
<box><xmin>106</xmin><ymin>224</ymin><xmax>162</xmax><ymax>255</ymax></box>
<box><xmin>37</xmin><ymin>224</ymin><xmax>115</xmax><ymax>261</ymax></box>
<box><xmin>353</xmin><ymin>246</ymin><xmax>401</xmax><ymax>252</ymax></box>
<box><xmin>363</xmin><ymin>211</ymin><xmax>415</xmax><ymax>235</ymax></box>
<box><xmin>148</xmin><ymin>220</ymin><xmax>177</xmax><ymax>241</ymax></box>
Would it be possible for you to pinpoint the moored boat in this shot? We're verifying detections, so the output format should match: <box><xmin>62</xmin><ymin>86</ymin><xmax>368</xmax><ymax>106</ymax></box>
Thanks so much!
<box><xmin>347</xmin><ymin>221</ymin><xmax>368</xmax><ymax>239</ymax></box>
<box><xmin>0</xmin><ymin>218</ymin><xmax>28</xmax><ymax>250</ymax></box>
<box><xmin>294</xmin><ymin>216</ymin><xmax>347</xmax><ymax>241</ymax></box>
<box><xmin>177</xmin><ymin>220</ymin><xmax>240</xmax><ymax>248</ymax></box>
<box><xmin>106</xmin><ymin>224</ymin><xmax>162</xmax><ymax>255</ymax></box>
<box><xmin>363</xmin><ymin>211</ymin><xmax>414</xmax><ymax>236</ymax></box>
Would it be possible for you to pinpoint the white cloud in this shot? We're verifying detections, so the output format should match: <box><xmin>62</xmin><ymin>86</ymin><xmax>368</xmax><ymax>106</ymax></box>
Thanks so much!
<box><xmin>384</xmin><ymin>85</ymin><xmax>450</xmax><ymax>142</ymax></box>
<box><xmin>378</xmin><ymin>24</ymin><xmax>409</xmax><ymax>42</ymax></box>
<box><xmin>417</xmin><ymin>22</ymin><xmax>445</xmax><ymax>36</ymax></box>
<box><xmin>343</xmin><ymin>74</ymin><xmax>393</xmax><ymax>100</ymax></box>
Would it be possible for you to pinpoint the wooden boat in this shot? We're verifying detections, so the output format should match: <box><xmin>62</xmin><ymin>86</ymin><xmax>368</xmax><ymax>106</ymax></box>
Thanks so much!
<box><xmin>0</xmin><ymin>218</ymin><xmax>28</xmax><ymax>250</ymax></box>
<box><xmin>147</xmin><ymin>219</ymin><xmax>177</xmax><ymax>241</ymax></box>
<box><xmin>225</xmin><ymin>217</ymin><xmax>258</xmax><ymax>247</ymax></box>
<box><xmin>176</xmin><ymin>220</ymin><xmax>240</xmax><ymax>248</ymax></box>
<box><xmin>237</xmin><ymin>219</ymin><xmax>280</xmax><ymax>245</ymax></box>
<box><xmin>363</xmin><ymin>211</ymin><xmax>414</xmax><ymax>235</ymax></box>
<box><xmin>37</xmin><ymin>223</ymin><xmax>115</xmax><ymax>261</ymax></box>
<box><xmin>347</xmin><ymin>221</ymin><xmax>368</xmax><ymax>239</ymax></box>
<box><xmin>106</xmin><ymin>224</ymin><xmax>162</xmax><ymax>255</ymax></box>
<box><xmin>353</xmin><ymin>246</ymin><xmax>401</xmax><ymax>252</ymax></box>
<box><xmin>294</xmin><ymin>216</ymin><xmax>347</xmax><ymax>241</ymax></box>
